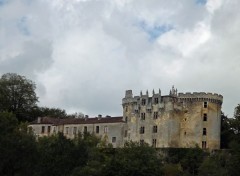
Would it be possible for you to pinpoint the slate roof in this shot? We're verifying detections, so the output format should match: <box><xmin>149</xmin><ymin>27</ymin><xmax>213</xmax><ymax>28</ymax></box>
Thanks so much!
<box><xmin>30</xmin><ymin>116</ymin><xmax>124</xmax><ymax>125</ymax></box>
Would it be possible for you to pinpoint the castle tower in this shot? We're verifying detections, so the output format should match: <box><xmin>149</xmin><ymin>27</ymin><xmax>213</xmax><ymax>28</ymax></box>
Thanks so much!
<box><xmin>122</xmin><ymin>88</ymin><xmax>223</xmax><ymax>150</ymax></box>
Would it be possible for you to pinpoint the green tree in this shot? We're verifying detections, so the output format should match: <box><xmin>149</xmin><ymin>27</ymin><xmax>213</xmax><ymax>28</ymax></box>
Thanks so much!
<box><xmin>198</xmin><ymin>151</ymin><xmax>229</xmax><ymax>176</ymax></box>
<box><xmin>29</xmin><ymin>106</ymin><xmax>67</xmax><ymax>119</ymax></box>
<box><xmin>0</xmin><ymin>112</ymin><xmax>38</xmax><ymax>176</ymax></box>
<box><xmin>0</xmin><ymin>73</ymin><xmax>38</xmax><ymax>121</ymax></box>
<box><xmin>102</xmin><ymin>141</ymin><xmax>162</xmax><ymax>176</ymax></box>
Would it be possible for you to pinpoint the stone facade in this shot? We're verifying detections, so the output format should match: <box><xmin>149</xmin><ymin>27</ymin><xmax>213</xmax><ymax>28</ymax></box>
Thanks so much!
<box><xmin>122</xmin><ymin>86</ymin><xmax>223</xmax><ymax>150</ymax></box>
<box><xmin>29</xmin><ymin>115</ymin><xmax>126</xmax><ymax>148</ymax></box>
<box><xmin>29</xmin><ymin>87</ymin><xmax>223</xmax><ymax>150</ymax></box>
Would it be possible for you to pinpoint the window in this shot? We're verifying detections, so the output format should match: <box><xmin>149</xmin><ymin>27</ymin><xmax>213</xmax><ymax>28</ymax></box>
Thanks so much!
<box><xmin>41</xmin><ymin>126</ymin><xmax>45</xmax><ymax>134</ymax></box>
<box><xmin>66</xmin><ymin>127</ymin><xmax>69</xmax><ymax>134</ymax></box>
<box><xmin>96</xmin><ymin>126</ymin><xmax>99</xmax><ymax>133</ymax></box>
<box><xmin>147</xmin><ymin>109</ymin><xmax>152</xmax><ymax>113</ymax></box>
<box><xmin>112</xmin><ymin>137</ymin><xmax>116</xmax><ymax>143</ymax></box>
<box><xmin>153</xmin><ymin>126</ymin><xmax>158</xmax><ymax>133</ymax></box>
<box><xmin>203</xmin><ymin>102</ymin><xmax>208</xmax><ymax>108</ymax></box>
<box><xmin>152</xmin><ymin>139</ymin><xmax>157</xmax><ymax>147</ymax></box>
<box><xmin>153</xmin><ymin>112</ymin><xmax>158</xmax><ymax>119</ymax></box>
<box><xmin>104</xmin><ymin>126</ymin><xmax>108</xmax><ymax>133</ymax></box>
<box><xmin>84</xmin><ymin>126</ymin><xmax>87</xmax><ymax>133</ymax></box>
<box><xmin>47</xmin><ymin>126</ymin><xmax>51</xmax><ymax>133</ymax></box>
<box><xmin>154</xmin><ymin>98</ymin><xmax>159</xmax><ymax>104</ymax></box>
<box><xmin>73</xmin><ymin>127</ymin><xmax>77</xmax><ymax>135</ymax></box>
<box><xmin>203</xmin><ymin>128</ymin><xmax>207</xmax><ymax>135</ymax></box>
<box><xmin>124</xmin><ymin>130</ymin><xmax>128</xmax><ymax>137</ymax></box>
<box><xmin>141</xmin><ymin>113</ymin><xmax>145</xmax><ymax>120</ymax></box>
<box><xmin>142</xmin><ymin>99</ymin><xmax>146</xmax><ymax>105</ymax></box>
<box><xmin>140</xmin><ymin>139</ymin><xmax>144</xmax><ymax>145</ymax></box>
<box><xmin>135</xmin><ymin>109</ymin><xmax>139</xmax><ymax>113</ymax></box>
<box><xmin>140</xmin><ymin>126</ymin><xmax>145</xmax><ymax>134</ymax></box>
<box><xmin>125</xmin><ymin>116</ymin><xmax>128</xmax><ymax>122</ymax></box>
<box><xmin>125</xmin><ymin>106</ymin><xmax>128</xmax><ymax>112</ymax></box>
<box><xmin>202</xmin><ymin>141</ymin><xmax>207</xmax><ymax>149</ymax></box>
<box><xmin>53</xmin><ymin>127</ymin><xmax>56</xmax><ymax>133</ymax></box>
<box><xmin>203</xmin><ymin>113</ymin><xmax>207</xmax><ymax>121</ymax></box>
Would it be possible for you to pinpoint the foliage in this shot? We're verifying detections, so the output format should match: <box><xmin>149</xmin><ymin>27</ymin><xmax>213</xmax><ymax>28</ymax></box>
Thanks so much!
<box><xmin>0</xmin><ymin>73</ymin><xmax>38</xmax><ymax>121</ymax></box>
<box><xmin>29</xmin><ymin>106</ymin><xmax>68</xmax><ymax>119</ymax></box>
<box><xmin>102</xmin><ymin>141</ymin><xmax>163</xmax><ymax>176</ymax></box>
<box><xmin>0</xmin><ymin>112</ymin><xmax>37</xmax><ymax>176</ymax></box>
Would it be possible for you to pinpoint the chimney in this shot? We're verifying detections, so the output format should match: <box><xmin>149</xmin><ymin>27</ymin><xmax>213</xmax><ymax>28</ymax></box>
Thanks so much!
<box><xmin>98</xmin><ymin>114</ymin><xmax>102</xmax><ymax>120</ymax></box>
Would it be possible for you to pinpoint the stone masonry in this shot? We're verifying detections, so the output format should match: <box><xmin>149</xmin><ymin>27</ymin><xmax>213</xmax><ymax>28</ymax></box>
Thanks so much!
<box><xmin>29</xmin><ymin>86</ymin><xmax>223</xmax><ymax>150</ymax></box>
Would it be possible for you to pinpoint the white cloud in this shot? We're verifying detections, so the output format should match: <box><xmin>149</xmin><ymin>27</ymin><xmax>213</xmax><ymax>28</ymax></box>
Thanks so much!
<box><xmin>0</xmin><ymin>0</ymin><xmax>240</xmax><ymax>117</ymax></box>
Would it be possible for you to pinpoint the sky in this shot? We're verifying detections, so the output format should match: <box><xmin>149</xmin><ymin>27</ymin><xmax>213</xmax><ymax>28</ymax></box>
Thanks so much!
<box><xmin>0</xmin><ymin>0</ymin><xmax>239</xmax><ymax>117</ymax></box>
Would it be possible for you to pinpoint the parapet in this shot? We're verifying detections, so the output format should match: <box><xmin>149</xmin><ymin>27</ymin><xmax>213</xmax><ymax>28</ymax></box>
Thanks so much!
<box><xmin>178</xmin><ymin>92</ymin><xmax>223</xmax><ymax>104</ymax></box>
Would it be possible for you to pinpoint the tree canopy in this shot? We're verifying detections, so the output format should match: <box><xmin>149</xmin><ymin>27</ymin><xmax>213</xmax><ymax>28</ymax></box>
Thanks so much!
<box><xmin>0</xmin><ymin>73</ymin><xmax>38</xmax><ymax>121</ymax></box>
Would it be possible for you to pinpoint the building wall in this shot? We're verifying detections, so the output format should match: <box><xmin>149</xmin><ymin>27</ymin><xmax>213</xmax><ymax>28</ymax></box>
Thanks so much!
<box><xmin>30</xmin><ymin>121</ymin><xmax>125</xmax><ymax>148</ymax></box>
<box><xmin>122</xmin><ymin>88</ymin><xmax>223</xmax><ymax>150</ymax></box>
<box><xmin>29</xmin><ymin>88</ymin><xmax>223</xmax><ymax>150</ymax></box>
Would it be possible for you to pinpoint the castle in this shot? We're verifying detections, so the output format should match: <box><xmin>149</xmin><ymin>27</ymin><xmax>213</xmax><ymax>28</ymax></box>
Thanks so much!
<box><xmin>29</xmin><ymin>86</ymin><xmax>223</xmax><ymax>150</ymax></box>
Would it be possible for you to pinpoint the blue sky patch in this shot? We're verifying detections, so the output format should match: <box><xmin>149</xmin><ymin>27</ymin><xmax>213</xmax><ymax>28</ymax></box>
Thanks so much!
<box><xmin>17</xmin><ymin>16</ymin><xmax>30</xmax><ymax>36</ymax></box>
<box><xmin>0</xmin><ymin>0</ymin><xmax>9</xmax><ymax>6</ymax></box>
<box><xmin>196</xmin><ymin>0</ymin><xmax>207</xmax><ymax>5</ymax></box>
<box><xmin>138</xmin><ymin>21</ymin><xmax>173</xmax><ymax>41</ymax></box>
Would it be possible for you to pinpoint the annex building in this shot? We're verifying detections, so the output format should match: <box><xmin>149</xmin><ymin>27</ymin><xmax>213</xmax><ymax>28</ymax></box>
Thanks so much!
<box><xmin>29</xmin><ymin>86</ymin><xmax>223</xmax><ymax>150</ymax></box>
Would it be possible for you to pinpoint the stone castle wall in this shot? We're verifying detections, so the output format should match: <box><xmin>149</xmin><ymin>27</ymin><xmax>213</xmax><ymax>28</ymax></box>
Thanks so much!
<box><xmin>122</xmin><ymin>87</ymin><xmax>223</xmax><ymax>150</ymax></box>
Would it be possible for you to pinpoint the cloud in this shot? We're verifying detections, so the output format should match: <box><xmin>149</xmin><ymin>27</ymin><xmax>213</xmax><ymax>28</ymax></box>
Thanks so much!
<box><xmin>0</xmin><ymin>0</ymin><xmax>240</xmax><ymax>117</ymax></box>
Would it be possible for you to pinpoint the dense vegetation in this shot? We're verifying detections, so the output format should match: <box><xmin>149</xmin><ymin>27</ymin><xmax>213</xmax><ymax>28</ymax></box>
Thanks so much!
<box><xmin>1</xmin><ymin>73</ymin><xmax>240</xmax><ymax>175</ymax></box>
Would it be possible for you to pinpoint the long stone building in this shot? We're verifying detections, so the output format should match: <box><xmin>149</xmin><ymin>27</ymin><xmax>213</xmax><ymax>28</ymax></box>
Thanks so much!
<box><xmin>29</xmin><ymin>86</ymin><xmax>223</xmax><ymax>150</ymax></box>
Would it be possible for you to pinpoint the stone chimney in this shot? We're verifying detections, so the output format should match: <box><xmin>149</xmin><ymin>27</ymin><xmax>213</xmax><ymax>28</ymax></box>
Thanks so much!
<box><xmin>84</xmin><ymin>115</ymin><xmax>88</xmax><ymax>121</ymax></box>
<box><xmin>98</xmin><ymin>114</ymin><xmax>102</xmax><ymax>120</ymax></box>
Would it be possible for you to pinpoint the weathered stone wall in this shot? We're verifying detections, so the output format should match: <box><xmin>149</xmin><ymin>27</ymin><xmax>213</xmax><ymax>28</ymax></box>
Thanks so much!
<box><xmin>122</xmin><ymin>88</ymin><xmax>223</xmax><ymax>150</ymax></box>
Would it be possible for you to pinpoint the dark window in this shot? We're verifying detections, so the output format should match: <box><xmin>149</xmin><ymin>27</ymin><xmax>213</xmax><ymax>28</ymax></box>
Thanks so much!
<box><xmin>202</xmin><ymin>141</ymin><xmax>207</xmax><ymax>149</ymax></box>
<box><xmin>47</xmin><ymin>126</ymin><xmax>51</xmax><ymax>133</ymax></box>
<box><xmin>141</xmin><ymin>113</ymin><xmax>145</xmax><ymax>120</ymax></box>
<box><xmin>203</xmin><ymin>128</ymin><xmax>207</xmax><ymax>135</ymax></box>
<box><xmin>152</xmin><ymin>139</ymin><xmax>157</xmax><ymax>147</ymax></box>
<box><xmin>96</xmin><ymin>126</ymin><xmax>99</xmax><ymax>133</ymax></box>
<box><xmin>84</xmin><ymin>126</ymin><xmax>87</xmax><ymax>133</ymax></box>
<box><xmin>140</xmin><ymin>139</ymin><xmax>144</xmax><ymax>145</ymax></box>
<box><xmin>153</xmin><ymin>112</ymin><xmax>158</xmax><ymax>119</ymax></box>
<box><xmin>112</xmin><ymin>137</ymin><xmax>116</xmax><ymax>143</ymax></box>
<box><xmin>147</xmin><ymin>109</ymin><xmax>152</xmax><ymax>113</ymax></box>
<box><xmin>203</xmin><ymin>113</ymin><xmax>207</xmax><ymax>121</ymax></box>
<box><xmin>204</xmin><ymin>102</ymin><xmax>208</xmax><ymax>108</ymax></box>
<box><xmin>142</xmin><ymin>99</ymin><xmax>146</xmax><ymax>105</ymax></box>
<box><xmin>154</xmin><ymin>98</ymin><xmax>159</xmax><ymax>104</ymax></box>
<box><xmin>153</xmin><ymin>126</ymin><xmax>158</xmax><ymax>133</ymax></box>
<box><xmin>125</xmin><ymin>106</ymin><xmax>128</xmax><ymax>112</ymax></box>
<box><xmin>135</xmin><ymin>109</ymin><xmax>139</xmax><ymax>113</ymax></box>
<box><xmin>140</xmin><ymin>126</ymin><xmax>145</xmax><ymax>134</ymax></box>
<box><xmin>41</xmin><ymin>126</ymin><xmax>45</xmax><ymax>134</ymax></box>
<box><xmin>124</xmin><ymin>130</ymin><xmax>127</xmax><ymax>137</ymax></box>
<box><xmin>125</xmin><ymin>116</ymin><xmax>128</xmax><ymax>122</ymax></box>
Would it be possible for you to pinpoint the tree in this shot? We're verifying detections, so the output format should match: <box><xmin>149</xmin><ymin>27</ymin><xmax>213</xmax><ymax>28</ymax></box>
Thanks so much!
<box><xmin>28</xmin><ymin>106</ymin><xmax>68</xmax><ymax>119</ymax></box>
<box><xmin>0</xmin><ymin>73</ymin><xmax>38</xmax><ymax>121</ymax></box>
<box><xmin>102</xmin><ymin>141</ymin><xmax>162</xmax><ymax>176</ymax></box>
<box><xmin>0</xmin><ymin>112</ymin><xmax>38</xmax><ymax>176</ymax></box>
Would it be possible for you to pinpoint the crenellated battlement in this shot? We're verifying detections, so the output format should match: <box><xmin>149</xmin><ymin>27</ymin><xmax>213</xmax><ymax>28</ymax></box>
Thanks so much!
<box><xmin>178</xmin><ymin>92</ymin><xmax>223</xmax><ymax>104</ymax></box>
